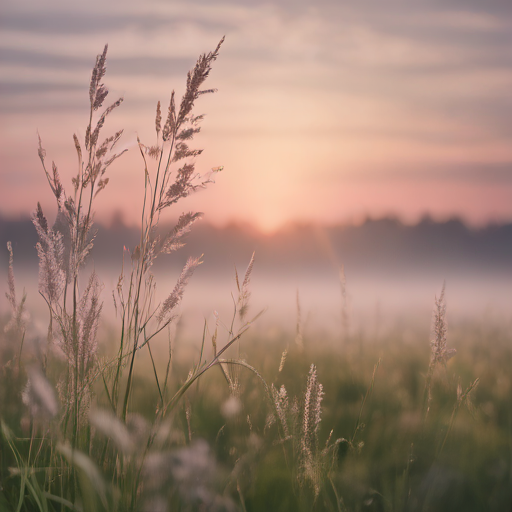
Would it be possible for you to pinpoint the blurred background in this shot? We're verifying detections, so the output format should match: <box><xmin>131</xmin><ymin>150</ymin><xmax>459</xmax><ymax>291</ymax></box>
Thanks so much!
<box><xmin>1</xmin><ymin>0</ymin><xmax>511</xmax><ymax>337</ymax></box>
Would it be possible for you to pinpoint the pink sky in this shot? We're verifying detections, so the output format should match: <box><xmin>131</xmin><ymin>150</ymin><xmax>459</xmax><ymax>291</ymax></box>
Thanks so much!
<box><xmin>1</xmin><ymin>0</ymin><xmax>511</xmax><ymax>233</ymax></box>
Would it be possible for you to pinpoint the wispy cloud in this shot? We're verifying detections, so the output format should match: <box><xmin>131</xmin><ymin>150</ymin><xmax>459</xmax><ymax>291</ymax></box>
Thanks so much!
<box><xmin>1</xmin><ymin>0</ymin><xmax>511</xmax><ymax>228</ymax></box>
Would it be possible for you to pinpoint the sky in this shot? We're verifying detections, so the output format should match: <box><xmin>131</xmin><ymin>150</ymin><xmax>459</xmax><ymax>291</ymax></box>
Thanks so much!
<box><xmin>1</xmin><ymin>0</ymin><xmax>511</xmax><ymax>233</ymax></box>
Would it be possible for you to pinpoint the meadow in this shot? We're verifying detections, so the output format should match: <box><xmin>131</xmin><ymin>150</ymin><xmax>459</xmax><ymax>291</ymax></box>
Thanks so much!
<box><xmin>1</xmin><ymin>40</ymin><xmax>511</xmax><ymax>512</ymax></box>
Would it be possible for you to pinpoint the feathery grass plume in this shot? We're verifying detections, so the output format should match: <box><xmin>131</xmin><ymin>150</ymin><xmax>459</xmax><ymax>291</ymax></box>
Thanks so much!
<box><xmin>36</xmin><ymin>43</ymin><xmax>123</xmax><ymax>321</ymax></box>
<box><xmin>157</xmin><ymin>256</ymin><xmax>202</xmax><ymax>326</ymax></box>
<box><xmin>4</xmin><ymin>242</ymin><xmax>27</xmax><ymax>334</ymax></box>
<box><xmin>77</xmin><ymin>272</ymin><xmax>103</xmax><ymax>371</ymax></box>
<box><xmin>35</xmin><ymin>44</ymin><xmax>124</xmax><ymax>300</ymax></box>
<box><xmin>162</xmin><ymin>90</ymin><xmax>175</xmax><ymax>143</ymax></box>
<box><xmin>32</xmin><ymin>44</ymin><xmax>125</xmax><ymax>454</ymax></box>
<box><xmin>52</xmin><ymin>207</ymin><xmax>72</xmax><ymax>285</ymax></box>
<box><xmin>222</xmin><ymin>253</ymin><xmax>257</xmax><ymax>395</ymax></box>
<box><xmin>0</xmin><ymin>39</ymin><xmax>288</xmax><ymax>512</ymax></box>
<box><xmin>140</xmin><ymin>142</ymin><xmax>162</xmax><ymax>160</ymax></box>
<box><xmin>211</xmin><ymin>311</ymin><xmax>219</xmax><ymax>356</ymax></box>
<box><xmin>53</xmin><ymin>272</ymin><xmax>102</xmax><ymax>433</ymax></box>
<box><xmin>64</xmin><ymin>203</ymin><xmax>94</xmax><ymax>275</ymax></box>
<box><xmin>22</xmin><ymin>367</ymin><xmax>58</xmax><ymax>420</ymax></box>
<box><xmin>81</xmin><ymin>44</ymin><xmax>125</xmax><ymax>197</ymax></box>
<box><xmin>301</xmin><ymin>364</ymin><xmax>324</xmax><ymax>497</ymax></box>
<box><xmin>158</xmin><ymin>163</ymin><xmax>220</xmax><ymax>211</ymax></box>
<box><xmin>57</xmin><ymin>273</ymin><xmax>102</xmax><ymax>372</ymax></box>
<box><xmin>172</xmin><ymin>142</ymin><xmax>202</xmax><ymax>162</ymax></box>
<box><xmin>37</xmin><ymin>132</ymin><xmax>46</xmax><ymax>163</ymax></box>
<box><xmin>89</xmin><ymin>44</ymin><xmax>108</xmax><ymax>111</ymax></box>
<box><xmin>430</xmin><ymin>284</ymin><xmax>455</xmax><ymax>366</ymax></box>
<box><xmin>37</xmin><ymin>134</ymin><xmax>65</xmax><ymax>207</ymax></box>
<box><xmin>271</xmin><ymin>384</ymin><xmax>290</xmax><ymax>438</ymax></box>
<box><xmin>176</xmin><ymin>37</ymin><xmax>224</xmax><ymax>126</ymax></box>
<box><xmin>160</xmin><ymin>212</ymin><xmax>203</xmax><ymax>254</ymax></box>
<box><xmin>32</xmin><ymin>203</ymin><xmax>66</xmax><ymax>306</ymax></box>
<box><xmin>33</xmin><ymin>201</ymin><xmax>69</xmax><ymax>364</ymax></box>
<box><xmin>424</xmin><ymin>283</ymin><xmax>456</xmax><ymax>420</ymax></box>
<box><xmin>278</xmin><ymin>348</ymin><xmax>288</xmax><ymax>373</ymax></box>
<box><xmin>155</xmin><ymin>100</ymin><xmax>162</xmax><ymax>137</ymax></box>
<box><xmin>117</xmin><ymin>39</ymin><xmax>225</xmax><ymax>421</ymax></box>
<box><xmin>236</xmin><ymin>251</ymin><xmax>255</xmax><ymax>321</ymax></box>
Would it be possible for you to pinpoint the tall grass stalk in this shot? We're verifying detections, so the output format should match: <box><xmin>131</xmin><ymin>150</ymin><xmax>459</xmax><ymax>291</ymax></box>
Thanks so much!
<box><xmin>423</xmin><ymin>283</ymin><xmax>456</xmax><ymax>422</ymax></box>
<box><xmin>110</xmin><ymin>37</ymin><xmax>225</xmax><ymax>422</ymax></box>
<box><xmin>2</xmin><ymin>38</ymin><xmax>239</xmax><ymax>509</ymax></box>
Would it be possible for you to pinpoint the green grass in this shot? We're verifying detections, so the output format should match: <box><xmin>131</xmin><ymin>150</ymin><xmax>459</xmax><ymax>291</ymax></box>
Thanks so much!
<box><xmin>3</xmin><ymin>315</ymin><xmax>511</xmax><ymax>511</ymax></box>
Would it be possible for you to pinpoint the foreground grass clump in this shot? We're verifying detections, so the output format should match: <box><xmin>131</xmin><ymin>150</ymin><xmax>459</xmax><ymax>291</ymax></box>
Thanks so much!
<box><xmin>150</xmin><ymin>318</ymin><xmax>510</xmax><ymax>512</ymax></box>
<box><xmin>2</xmin><ymin>309</ymin><xmax>511</xmax><ymax>511</ymax></box>
<box><xmin>1</xmin><ymin>41</ymin><xmax>511</xmax><ymax>512</ymax></box>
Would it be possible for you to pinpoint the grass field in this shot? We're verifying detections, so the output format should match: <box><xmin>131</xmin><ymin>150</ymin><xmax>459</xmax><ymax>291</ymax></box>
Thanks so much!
<box><xmin>1</xmin><ymin>40</ymin><xmax>511</xmax><ymax>512</ymax></box>
<box><xmin>2</xmin><ymin>311</ymin><xmax>512</xmax><ymax>511</ymax></box>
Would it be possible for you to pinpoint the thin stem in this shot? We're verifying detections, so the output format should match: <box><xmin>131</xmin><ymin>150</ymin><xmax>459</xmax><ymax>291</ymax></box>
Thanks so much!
<box><xmin>351</xmin><ymin>359</ymin><xmax>380</xmax><ymax>445</ymax></box>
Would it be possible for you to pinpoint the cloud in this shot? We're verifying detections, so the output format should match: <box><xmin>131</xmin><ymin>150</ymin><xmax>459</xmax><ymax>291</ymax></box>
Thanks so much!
<box><xmin>339</xmin><ymin>162</ymin><xmax>512</xmax><ymax>184</ymax></box>
<box><xmin>0</xmin><ymin>48</ymin><xmax>193</xmax><ymax>77</ymax></box>
<box><xmin>1</xmin><ymin>0</ymin><xmax>511</xmax><ymax>227</ymax></box>
<box><xmin>0</xmin><ymin>10</ymin><xmax>231</xmax><ymax>37</ymax></box>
